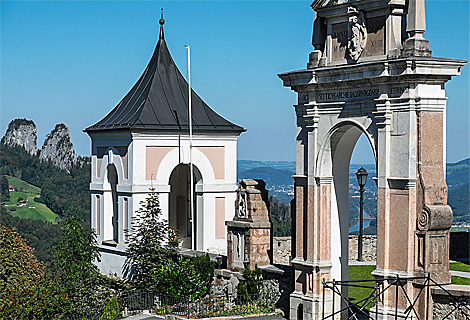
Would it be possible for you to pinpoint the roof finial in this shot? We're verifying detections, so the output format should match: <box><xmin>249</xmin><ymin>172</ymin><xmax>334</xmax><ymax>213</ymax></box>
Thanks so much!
<box><xmin>159</xmin><ymin>8</ymin><xmax>165</xmax><ymax>39</ymax></box>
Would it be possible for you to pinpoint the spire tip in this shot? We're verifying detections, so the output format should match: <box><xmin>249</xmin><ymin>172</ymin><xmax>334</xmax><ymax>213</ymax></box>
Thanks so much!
<box><xmin>159</xmin><ymin>8</ymin><xmax>165</xmax><ymax>26</ymax></box>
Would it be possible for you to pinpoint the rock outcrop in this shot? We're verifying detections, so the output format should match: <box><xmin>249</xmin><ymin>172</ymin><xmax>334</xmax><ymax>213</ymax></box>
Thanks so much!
<box><xmin>39</xmin><ymin>124</ymin><xmax>77</xmax><ymax>172</ymax></box>
<box><xmin>1</xmin><ymin>118</ymin><xmax>38</xmax><ymax>155</ymax></box>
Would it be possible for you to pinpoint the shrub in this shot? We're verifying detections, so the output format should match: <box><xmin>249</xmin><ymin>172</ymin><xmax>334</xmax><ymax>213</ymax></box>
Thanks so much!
<box><xmin>237</xmin><ymin>266</ymin><xmax>263</xmax><ymax>296</ymax></box>
<box><xmin>192</xmin><ymin>254</ymin><xmax>216</xmax><ymax>296</ymax></box>
<box><xmin>152</xmin><ymin>255</ymin><xmax>208</xmax><ymax>299</ymax></box>
<box><xmin>33</xmin><ymin>197</ymin><xmax>44</xmax><ymax>203</ymax></box>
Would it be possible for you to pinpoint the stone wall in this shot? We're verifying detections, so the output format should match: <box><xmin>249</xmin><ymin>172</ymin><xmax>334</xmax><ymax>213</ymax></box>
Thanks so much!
<box><xmin>213</xmin><ymin>264</ymin><xmax>293</xmax><ymax>316</ymax></box>
<box><xmin>272</xmin><ymin>236</ymin><xmax>379</xmax><ymax>263</ymax></box>
<box><xmin>432</xmin><ymin>285</ymin><xmax>470</xmax><ymax>319</ymax></box>
<box><xmin>348</xmin><ymin>235</ymin><xmax>377</xmax><ymax>261</ymax></box>
<box><xmin>273</xmin><ymin>237</ymin><xmax>291</xmax><ymax>264</ymax></box>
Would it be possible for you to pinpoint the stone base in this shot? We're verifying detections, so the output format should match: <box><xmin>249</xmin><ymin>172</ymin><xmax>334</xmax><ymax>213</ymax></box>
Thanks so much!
<box><xmin>289</xmin><ymin>291</ymin><xmax>332</xmax><ymax>320</ymax></box>
<box><xmin>97</xmin><ymin>245</ymin><xmax>128</xmax><ymax>278</ymax></box>
<box><xmin>401</xmin><ymin>38</ymin><xmax>432</xmax><ymax>57</ymax></box>
<box><xmin>432</xmin><ymin>284</ymin><xmax>470</xmax><ymax>320</ymax></box>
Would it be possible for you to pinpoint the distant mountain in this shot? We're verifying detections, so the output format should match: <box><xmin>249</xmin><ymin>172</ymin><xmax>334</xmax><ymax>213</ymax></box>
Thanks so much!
<box><xmin>237</xmin><ymin>158</ymin><xmax>470</xmax><ymax>232</ymax></box>
<box><xmin>237</xmin><ymin>160</ymin><xmax>295</xmax><ymax>173</ymax></box>
<box><xmin>2</xmin><ymin>119</ymin><xmax>78</xmax><ymax>172</ymax></box>
<box><xmin>1</xmin><ymin>118</ymin><xmax>37</xmax><ymax>155</ymax></box>
<box><xmin>238</xmin><ymin>167</ymin><xmax>294</xmax><ymax>188</ymax></box>
<box><xmin>447</xmin><ymin>158</ymin><xmax>470</xmax><ymax>190</ymax></box>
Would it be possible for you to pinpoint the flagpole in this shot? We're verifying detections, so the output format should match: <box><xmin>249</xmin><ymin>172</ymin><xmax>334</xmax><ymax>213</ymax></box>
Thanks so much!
<box><xmin>185</xmin><ymin>44</ymin><xmax>195</xmax><ymax>251</ymax></box>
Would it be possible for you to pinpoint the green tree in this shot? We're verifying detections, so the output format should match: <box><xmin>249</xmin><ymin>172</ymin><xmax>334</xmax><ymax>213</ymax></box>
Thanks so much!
<box><xmin>125</xmin><ymin>189</ymin><xmax>177</xmax><ymax>289</ymax></box>
<box><xmin>0</xmin><ymin>175</ymin><xmax>9</xmax><ymax>202</ymax></box>
<box><xmin>54</xmin><ymin>212</ymin><xmax>106</xmax><ymax>311</ymax></box>
<box><xmin>0</xmin><ymin>226</ymin><xmax>71</xmax><ymax>319</ymax></box>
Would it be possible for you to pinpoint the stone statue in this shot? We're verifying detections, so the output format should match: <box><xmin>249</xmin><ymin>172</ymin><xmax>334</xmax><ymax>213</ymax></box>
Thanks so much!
<box><xmin>347</xmin><ymin>7</ymin><xmax>367</xmax><ymax>61</ymax></box>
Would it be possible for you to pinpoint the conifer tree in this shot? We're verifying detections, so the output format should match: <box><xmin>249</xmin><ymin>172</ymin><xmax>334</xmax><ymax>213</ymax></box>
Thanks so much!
<box><xmin>125</xmin><ymin>188</ymin><xmax>177</xmax><ymax>289</ymax></box>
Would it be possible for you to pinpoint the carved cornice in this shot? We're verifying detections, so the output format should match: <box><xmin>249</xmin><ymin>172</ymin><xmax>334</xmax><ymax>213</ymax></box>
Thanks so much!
<box><xmin>293</xmin><ymin>175</ymin><xmax>308</xmax><ymax>186</ymax></box>
<box><xmin>387</xmin><ymin>177</ymin><xmax>417</xmax><ymax>190</ymax></box>
<box><xmin>315</xmin><ymin>176</ymin><xmax>333</xmax><ymax>186</ymax></box>
<box><xmin>373</xmin><ymin>109</ymin><xmax>393</xmax><ymax>128</ymax></box>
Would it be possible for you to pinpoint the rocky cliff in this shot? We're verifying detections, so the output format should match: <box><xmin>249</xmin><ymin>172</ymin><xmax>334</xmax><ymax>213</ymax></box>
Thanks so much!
<box><xmin>1</xmin><ymin>118</ymin><xmax>38</xmax><ymax>155</ymax></box>
<box><xmin>39</xmin><ymin>124</ymin><xmax>77</xmax><ymax>172</ymax></box>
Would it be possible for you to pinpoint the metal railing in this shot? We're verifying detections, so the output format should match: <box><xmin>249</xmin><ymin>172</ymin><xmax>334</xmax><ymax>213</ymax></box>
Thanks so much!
<box><xmin>57</xmin><ymin>290</ymin><xmax>277</xmax><ymax>319</ymax></box>
<box><xmin>321</xmin><ymin>275</ymin><xmax>470</xmax><ymax>320</ymax></box>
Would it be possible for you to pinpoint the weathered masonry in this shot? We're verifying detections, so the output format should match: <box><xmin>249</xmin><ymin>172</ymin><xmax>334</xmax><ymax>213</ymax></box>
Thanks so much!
<box><xmin>279</xmin><ymin>0</ymin><xmax>466</xmax><ymax>319</ymax></box>
<box><xmin>85</xmin><ymin>16</ymin><xmax>244</xmax><ymax>276</ymax></box>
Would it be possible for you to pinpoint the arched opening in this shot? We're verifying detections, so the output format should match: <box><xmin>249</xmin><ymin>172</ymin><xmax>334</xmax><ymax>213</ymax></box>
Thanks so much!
<box><xmin>103</xmin><ymin>164</ymin><xmax>119</xmax><ymax>244</ymax></box>
<box><xmin>169</xmin><ymin>164</ymin><xmax>203</xmax><ymax>250</ymax></box>
<box><xmin>319</xmin><ymin>122</ymin><xmax>377</xmax><ymax>306</ymax></box>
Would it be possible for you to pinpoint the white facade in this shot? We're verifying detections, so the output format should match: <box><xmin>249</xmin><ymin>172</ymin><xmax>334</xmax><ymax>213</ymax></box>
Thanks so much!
<box><xmin>88</xmin><ymin>130</ymin><xmax>240</xmax><ymax>277</ymax></box>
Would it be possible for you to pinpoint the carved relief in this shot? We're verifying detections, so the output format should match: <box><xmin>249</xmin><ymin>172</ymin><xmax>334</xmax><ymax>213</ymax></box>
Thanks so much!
<box><xmin>347</xmin><ymin>7</ymin><xmax>367</xmax><ymax>62</ymax></box>
<box><xmin>238</xmin><ymin>191</ymin><xmax>247</xmax><ymax>218</ymax></box>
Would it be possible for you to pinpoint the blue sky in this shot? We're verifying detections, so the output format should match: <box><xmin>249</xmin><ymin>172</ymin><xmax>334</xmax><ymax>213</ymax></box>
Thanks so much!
<box><xmin>1</xmin><ymin>1</ymin><xmax>468</xmax><ymax>164</ymax></box>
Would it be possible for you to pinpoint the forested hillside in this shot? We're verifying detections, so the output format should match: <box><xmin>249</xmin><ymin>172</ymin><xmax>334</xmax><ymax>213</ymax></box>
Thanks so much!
<box><xmin>0</xmin><ymin>144</ymin><xmax>90</xmax><ymax>269</ymax></box>
<box><xmin>0</xmin><ymin>206</ymin><xmax>61</xmax><ymax>270</ymax></box>
<box><xmin>237</xmin><ymin>158</ymin><xmax>470</xmax><ymax>236</ymax></box>
<box><xmin>0</xmin><ymin>144</ymin><xmax>91</xmax><ymax>223</ymax></box>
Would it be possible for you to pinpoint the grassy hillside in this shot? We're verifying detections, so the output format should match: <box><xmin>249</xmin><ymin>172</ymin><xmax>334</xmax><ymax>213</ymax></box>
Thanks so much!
<box><xmin>3</xmin><ymin>175</ymin><xmax>59</xmax><ymax>224</ymax></box>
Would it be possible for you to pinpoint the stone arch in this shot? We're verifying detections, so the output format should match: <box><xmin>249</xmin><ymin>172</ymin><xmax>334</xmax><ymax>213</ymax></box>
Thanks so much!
<box><xmin>156</xmin><ymin>147</ymin><xmax>216</xmax><ymax>251</ymax></box>
<box><xmin>157</xmin><ymin>147</ymin><xmax>215</xmax><ymax>184</ymax></box>
<box><xmin>316</xmin><ymin>120</ymin><xmax>378</xmax><ymax>288</ymax></box>
<box><xmin>316</xmin><ymin>120</ymin><xmax>377</xmax><ymax>178</ymax></box>
<box><xmin>97</xmin><ymin>146</ymin><xmax>126</xmax><ymax>185</ymax></box>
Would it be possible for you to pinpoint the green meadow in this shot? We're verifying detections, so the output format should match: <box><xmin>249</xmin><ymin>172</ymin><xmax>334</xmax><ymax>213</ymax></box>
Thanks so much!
<box><xmin>348</xmin><ymin>263</ymin><xmax>470</xmax><ymax>310</ymax></box>
<box><xmin>3</xmin><ymin>175</ymin><xmax>59</xmax><ymax>224</ymax></box>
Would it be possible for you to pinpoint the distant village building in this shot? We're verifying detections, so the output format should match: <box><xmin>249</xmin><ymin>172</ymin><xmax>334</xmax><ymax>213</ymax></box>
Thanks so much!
<box><xmin>85</xmin><ymin>16</ymin><xmax>244</xmax><ymax>276</ymax></box>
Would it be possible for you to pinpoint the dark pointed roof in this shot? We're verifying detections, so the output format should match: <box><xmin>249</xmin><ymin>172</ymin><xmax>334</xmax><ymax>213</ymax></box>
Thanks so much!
<box><xmin>85</xmin><ymin>17</ymin><xmax>245</xmax><ymax>134</ymax></box>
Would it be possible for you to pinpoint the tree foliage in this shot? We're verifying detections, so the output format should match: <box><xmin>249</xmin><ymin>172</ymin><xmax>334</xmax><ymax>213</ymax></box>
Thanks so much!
<box><xmin>125</xmin><ymin>190</ymin><xmax>215</xmax><ymax>299</ymax></box>
<box><xmin>0</xmin><ymin>144</ymin><xmax>91</xmax><ymax>223</ymax></box>
<box><xmin>54</xmin><ymin>212</ymin><xmax>106</xmax><ymax>311</ymax></box>
<box><xmin>0</xmin><ymin>175</ymin><xmax>9</xmax><ymax>202</ymax></box>
<box><xmin>0</xmin><ymin>226</ymin><xmax>71</xmax><ymax>319</ymax></box>
<box><xmin>0</xmin><ymin>206</ymin><xmax>61</xmax><ymax>270</ymax></box>
<box><xmin>269</xmin><ymin>196</ymin><xmax>291</xmax><ymax>237</ymax></box>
